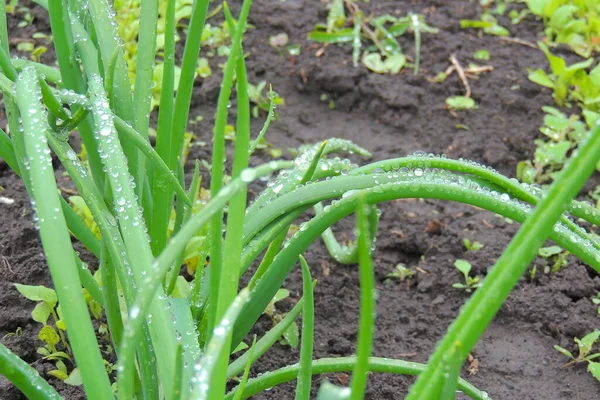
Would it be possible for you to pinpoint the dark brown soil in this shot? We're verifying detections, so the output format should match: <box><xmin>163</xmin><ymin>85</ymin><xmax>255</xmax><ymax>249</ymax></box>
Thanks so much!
<box><xmin>2</xmin><ymin>1</ymin><xmax>600</xmax><ymax>399</ymax></box>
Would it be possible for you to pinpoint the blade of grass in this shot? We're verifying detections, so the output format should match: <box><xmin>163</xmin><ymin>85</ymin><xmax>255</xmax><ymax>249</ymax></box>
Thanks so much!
<box><xmin>167</xmin><ymin>163</ymin><xmax>202</xmax><ymax>295</ymax></box>
<box><xmin>151</xmin><ymin>0</ymin><xmax>177</xmax><ymax>254</ymax></box>
<box><xmin>349</xmin><ymin>196</ymin><xmax>375</xmax><ymax>400</ymax></box>
<box><xmin>190</xmin><ymin>289</ymin><xmax>251</xmax><ymax>400</ymax></box>
<box><xmin>210</xmin><ymin>4</ymin><xmax>253</xmax><ymax>397</ymax></box>
<box><xmin>295</xmin><ymin>255</ymin><xmax>315</xmax><ymax>400</ymax></box>
<box><xmin>407</xmin><ymin>123</ymin><xmax>600</xmax><ymax>399</ymax></box>
<box><xmin>207</xmin><ymin>0</ymin><xmax>251</xmax><ymax>341</ymax></box>
<box><xmin>86</xmin><ymin>0</ymin><xmax>138</xmax><ymax>182</ymax></box>
<box><xmin>232</xmin><ymin>336</ymin><xmax>257</xmax><ymax>400</ymax></box>
<box><xmin>17</xmin><ymin>66</ymin><xmax>113</xmax><ymax>400</ymax></box>
<box><xmin>151</xmin><ymin>0</ymin><xmax>210</xmax><ymax>256</ymax></box>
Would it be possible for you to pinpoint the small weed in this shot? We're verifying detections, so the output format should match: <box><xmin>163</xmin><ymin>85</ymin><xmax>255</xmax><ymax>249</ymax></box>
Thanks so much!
<box><xmin>384</xmin><ymin>263</ymin><xmax>416</xmax><ymax>286</ymax></box>
<box><xmin>473</xmin><ymin>49</ymin><xmax>490</xmax><ymax>61</ymax></box>
<box><xmin>538</xmin><ymin>245</ymin><xmax>569</xmax><ymax>273</ymax></box>
<box><xmin>463</xmin><ymin>238</ymin><xmax>484</xmax><ymax>251</ymax></box>
<box><xmin>445</xmin><ymin>96</ymin><xmax>478</xmax><ymax>111</ymax></box>
<box><xmin>452</xmin><ymin>260</ymin><xmax>482</xmax><ymax>292</ymax></box>
<box><xmin>309</xmin><ymin>0</ymin><xmax>437</xmax><ymax>75</ymax></box>
<box><xmin>592</xmin><ymin>293</ymin><xmax>600</xmax><ymax>314</ymax></box>
<box><xmin>525</xmin><ymin>0</ymin><xmax>600</xmax><ymax>57</ymax></box>
<box><xmin>555</xmin><ymin>330</ymin><xmax>600</xmax><ymax>382</ymax></box>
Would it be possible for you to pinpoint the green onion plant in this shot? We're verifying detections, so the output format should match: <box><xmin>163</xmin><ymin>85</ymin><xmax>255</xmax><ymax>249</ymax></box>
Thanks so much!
<box><xmin>1</xmin><ymin>0</ymin><xmax>600</xmax><ymax>399</ymax></box>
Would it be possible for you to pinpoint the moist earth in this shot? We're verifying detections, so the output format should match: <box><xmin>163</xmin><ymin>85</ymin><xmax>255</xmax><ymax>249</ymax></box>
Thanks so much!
<box><xmin>2</xmin><ymin>1</ymin><xmax>600</xmax><ymax>399</ymax></box>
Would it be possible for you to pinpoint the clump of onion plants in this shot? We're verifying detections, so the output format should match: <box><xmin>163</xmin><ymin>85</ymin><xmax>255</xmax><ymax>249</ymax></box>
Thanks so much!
<box><xmin>1</xmin><ymin>0</ymin><xmax>600</xmax><ymax>399</ymax></box>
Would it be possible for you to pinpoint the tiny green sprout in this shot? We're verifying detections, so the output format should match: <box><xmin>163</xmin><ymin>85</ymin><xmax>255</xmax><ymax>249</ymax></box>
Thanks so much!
<box><xmin>463</xmin><ymin>238</ymin><xmax>484</xmax><ymax>251</ymax></box>
<box><xmin>445</xmin><ymin>96</ymin><xmax>478</xmax><ymax>111</ymax></box>
<box><xmin>538</xmin><ymin>245</ymin><xmax>569</xmax><ymax>273</ymax></box>
<box><xmin>452</xmin><ymin>259</ymin><xmax>482</xmax><ymax>292</ymax></box>
<box><xmin>592</xmin><ymin>293</ymin><xmax>600</xmax><ymax>314</ymax></box>
<box><xmin>473</xmin><ymin>49</ymin><xmax>490</xmax><ymax>61</ymax></box>
<box><xmin>384</xmin><ymin>263</ymin><xmax>416</xmax><ymax>286</ymax></box>
<box><xmin>287</xmin><ymin>44</ymin><xmax>301</xmax><ymax>56</ymax></box>
<box><xmin>555</xmin><ymin>330</ymin><xmax>600</xmax><ymax>382</ymax></box>
<box><xmin>264</xmin><ymin>289</ymin><xmax>299</xmax><ymax>349</ymax></box>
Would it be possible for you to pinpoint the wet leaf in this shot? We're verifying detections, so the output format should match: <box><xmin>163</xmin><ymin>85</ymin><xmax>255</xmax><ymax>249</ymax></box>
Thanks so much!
<box><xmin>281</xmin><ymin>320</ymin><xmax>299</xmax><ymax>349</ymax></box>
<box><xmin>454</xmin><ymin>259</ymin><xmax>472</xmax><ymax>277</ymax></box>
<box><xmin>577</xmin><ymin>330</ymin><xmax>600</xmax><ymax>356</ymax></box>
<box><xmin>309</xmin><ymin>29</ymin><xmax>355</xmax><ymax>44</ymax></box>
<box><xmin>14</xmin><ymin>283</ymin><xmax>57</xmax><ymax>306</ymax></box>
<box><xmin>362</xmin><ymin>52</ymin><xmax>405</xmax><ymax>74</ymax></box>
<box><xmin>48</xmin><ymin>369</ymin><xmax>69</xmax><ymax>381</ymax></box>
<box><xmin>538</xmin><ymin>245</ymin><xmax>562</xmax><ymax>258</ymax></box>
<box><xmin>445</xmin><ymin>96</ymin><xmax>478</xmax><ymax>110</ymax></box>
<box><xmin>64</xmin><ymin>368</ymin><xmax>83</xmax><ymax>386</ymax></box>
<box><xmin>473</xmin><ymin>49</ymin><xmax>490</xmax><ymax>61</ymax></box>
<box><xmin>554</xmin><ymin>344</ymin><xmax>574</xmax><ymax>359</ymax></box>
<box><xmin>31</xmin><ymin>302</ymin><xmax>52</xmax><ymax>325</ymax></box>
<box><xmin>528</xmin><ymin>69</ymin><xmax>555</xmax><ymax>88</ymax></box>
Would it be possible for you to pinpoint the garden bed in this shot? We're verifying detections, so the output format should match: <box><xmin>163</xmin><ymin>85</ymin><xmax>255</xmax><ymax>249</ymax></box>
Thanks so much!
<box><xmin>1</xmin><ymin>0</ymin><xmax>600</xmax><ymax>399</ymax></box>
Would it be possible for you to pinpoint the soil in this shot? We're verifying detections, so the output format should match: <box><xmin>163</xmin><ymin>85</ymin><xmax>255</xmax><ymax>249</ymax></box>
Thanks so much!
<box><xmin>2</xmin><ymin>1</ymin><xmax>600</xmax><ymax>399</ymax></box>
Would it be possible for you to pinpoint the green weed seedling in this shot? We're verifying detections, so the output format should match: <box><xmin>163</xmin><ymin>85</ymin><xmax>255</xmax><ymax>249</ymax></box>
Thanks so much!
<box><xmin>554</xmin><ymin>330</ymin><xmax>600</xmax><ymax>382</ymax></box>
<box><xmin>309</xmin><ymin>0</ymin><xmax>437</xmax><ymax>74</ymax></box>
<box><xmin>446</xmin><ymin>96</ymin><xmax>478</xmax><ymax>111</ymax></box>
<box><xmin>538</xmin><ymin>245</ymin><xmax>569</xmax><ymax>273</ymax></box>
<box><xmin>452</xmin><ymin>260</ymin><xmax>482</xmax><ymax>292</ymax></box>
<box><xmin>463</xmin><ymin>238</ymin><xmax>484</xmax><ymax>252</ymax></box>
<box><xmin>473</xmin><ymin>49</ymin><xmax>490</xmax><ymax>61</ymax></box>
<box><xmin>525</xmin><ymin>0</ymin><xmax>600</xmax><ymax>57</ymax></box>
<box><xmin>13</xmin><ymin>284</ymin><xmax>80</xmax><ymax>385</ymax></box>
<box><xmin>384</xmin><ymin>263</ymin><xmax>416</xmax><ymax>288</ymax></box>
<box><xmin>592</xmin><ymin>294</ymin><xmax>600</xmax><ymax>314</ymax></box>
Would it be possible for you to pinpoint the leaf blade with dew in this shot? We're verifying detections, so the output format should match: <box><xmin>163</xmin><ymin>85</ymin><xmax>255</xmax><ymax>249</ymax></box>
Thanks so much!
<box><xmin>295</xmin><ymin>255</ymin><xmax>315</xmax><ymax>400</ymax></box>
<box><xmin>151</xmin><ymin>0</ymin><xmax>210</xmax><ymax>255</ymax></box>
<box><xmin>86</xmin><ymin>0</ymin><xmax>138</xmax><ymax>184</ymax></box>
<box><xmin>227</xmin><ymin>282</ymin><xmax>313</xmax><ymax>378</ymax></box>
<box><xmin>232</xmin><ymin>336</ymin><xmax>257</xmax><ymax>400</ymax></box>
<box><xmin>87</xmin><ymin>74</ymin><xmax>179</xmax><ymax>398</ymax></box>
<box><xmin>209</xmin><ymin>6</ymin><xmax>253</xmax><ymax>397</ymax></box>
<box><xmin>0</xmin><ymin>342</ymin><xmax>62</xmax><ymax>400</ymax></box>
<box><xmin>349</xmin><ymin>195</ymin><xmax>376</xmax><ymax>400</ymax></box>
<box><xmin>224</xmin><ymin>357</ymin><xmax>488</xmax><ymax>400</ymax></box>
<box><xmin>190</xmin><ymin>289</ymin><xmax>250</xmax><ymax>400</ymax></box>
<box><xmin>16</xmin><ymin>66</ymin><xmax>113</xmax><ymax>399</ymax></box>
<box><xmin>207</xmin><ymin>0</ymin><xmax>252</xmax><ymax>343</ymax></box>
<box><xmin>249</xmin><ymin>84</ymin><xmax>277</xmax><ymax>155</ymax></box>
<box><xmin>308</xmin><ymin>29</ymin><xmax>355</xmax><ymax>43</ymax></box>
<box><xmin>113</xmin><ymin>116</ymin><xmax>192</xmax><ymax>207</ymax></box>
<box><xmin>233</xmin><ymin>172</ymin><xmax>600</xmax><ymax>348</ymax></box>
<box><xmin>439</xmin><ymin>342</ymin><xmax>462</xmax><ymax>400</ymax></box>
<box><xmin>115</xmin><ymin>161</ymin><xmax>292</xmax><ymax>399</ymax></box>
<box><xmin>406</xmin><ymin>117</ymin><xmax>600</xmax><ymax>399</ymax></box>
<box><xmin>151</xmin><ymin>0</ymin><xmax>179</xmax><ymax>255</ymax></box>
